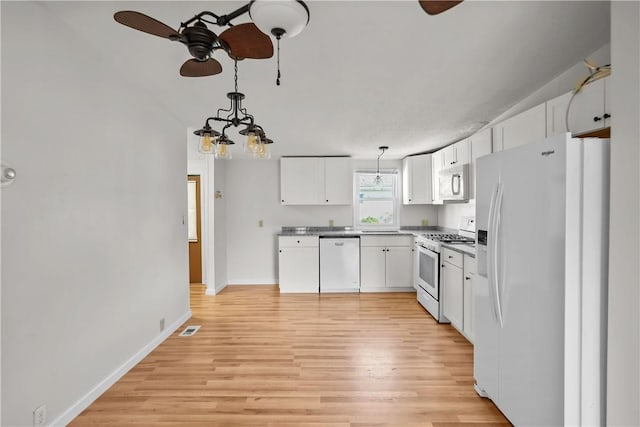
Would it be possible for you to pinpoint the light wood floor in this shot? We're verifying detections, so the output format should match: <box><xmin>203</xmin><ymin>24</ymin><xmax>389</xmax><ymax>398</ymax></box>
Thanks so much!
<box><xmin>70</xmin><ymin>285</ymin><xmax>509</xmax><ymax>426</ymax></box>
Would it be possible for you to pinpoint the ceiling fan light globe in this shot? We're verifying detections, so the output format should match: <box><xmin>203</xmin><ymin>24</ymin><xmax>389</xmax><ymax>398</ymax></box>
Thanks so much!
<box><xmin>249</xmin><ymin>0</ymin><xmax>310</xmax><ymax>39</ymax></box>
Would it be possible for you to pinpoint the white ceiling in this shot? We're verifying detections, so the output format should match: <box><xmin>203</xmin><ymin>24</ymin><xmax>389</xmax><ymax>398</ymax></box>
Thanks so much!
<box><xmin>40</xmin><ymin>0</ymin><xmax>610</xmax><ymax>159</ymax></box>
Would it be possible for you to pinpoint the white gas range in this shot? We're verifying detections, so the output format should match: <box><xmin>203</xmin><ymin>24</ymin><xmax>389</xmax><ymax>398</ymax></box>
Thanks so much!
<box><xmin>415</xmin><ymin>217</ymin><xmax>475</xmax><ymax>322</ymax></box>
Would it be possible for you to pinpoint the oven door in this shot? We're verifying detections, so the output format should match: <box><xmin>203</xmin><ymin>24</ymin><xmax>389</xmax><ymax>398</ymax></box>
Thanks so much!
<box><xmin>416</xmin><ymin>244</ymin><xmax>440</xmax><ymax>300</ymax></box>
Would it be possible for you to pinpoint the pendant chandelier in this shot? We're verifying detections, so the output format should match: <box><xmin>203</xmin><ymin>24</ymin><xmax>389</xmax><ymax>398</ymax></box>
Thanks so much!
<box><xmin>194</xmin><ymin>60</ymin><xmax>274</xmax><ymax>159</ymax></box>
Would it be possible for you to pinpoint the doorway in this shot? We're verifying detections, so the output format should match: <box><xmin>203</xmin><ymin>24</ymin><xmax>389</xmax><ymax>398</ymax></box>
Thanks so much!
<box><xmin>188</xmin><ymin>175</ymin><xmax>202</xmax><ymax>284</ymax></box>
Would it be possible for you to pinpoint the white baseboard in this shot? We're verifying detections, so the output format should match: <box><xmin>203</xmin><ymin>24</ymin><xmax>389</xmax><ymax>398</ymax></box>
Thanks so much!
<box><xmin>206</xmin><ymin>281</ymin><xmax>227</xmax><ymax>295</ymax></box>
<box><xmin>50</xmin><ymin>310</ymin><xmax>192</xmax><ymax>426</ymax></box>
<box><xmin>226</xmin><ymin>279</ymin><xmax>278</xmax><ymax>285</ymax></box>
<box><xmin>360</xmin><ymin>287</ymin><xmax>416</xmax><ymax>293</ymax></box>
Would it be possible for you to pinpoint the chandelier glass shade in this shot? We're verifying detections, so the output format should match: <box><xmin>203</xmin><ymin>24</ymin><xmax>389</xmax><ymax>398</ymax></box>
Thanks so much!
<box><xmin>249</xmin><ymin>0</ymin><xmax>310</xmax><ymax>39</ymax></box>
<box><xmin>194</xmin><ymin>60</ymin><xmax>274</xmax><ymax>159</ymax></box>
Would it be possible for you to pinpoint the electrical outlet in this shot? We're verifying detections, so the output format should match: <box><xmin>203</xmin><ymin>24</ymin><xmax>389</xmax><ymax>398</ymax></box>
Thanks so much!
<box><xmin>33</xmin><ymin>404</ymin><xmax>46</xmax><ymax>427</ymax></box>
<box><xmin>421</xmin><ymin>219</ymin><xmax>429</xmax><ymax>226</ymax></box>
<box><xmin>160</xmin><ymin>318</ymin><xmax>165</xmax><ymax>332</ymax></box>
<box><xmin>258</xmin><ymin>219</ymin><xmax>264</xmax><ymax>227</ymax></box>
<box><xmin>329</xmin><ymin>219</ymin><xmax>334</xmax><ymax>227</ymax></box>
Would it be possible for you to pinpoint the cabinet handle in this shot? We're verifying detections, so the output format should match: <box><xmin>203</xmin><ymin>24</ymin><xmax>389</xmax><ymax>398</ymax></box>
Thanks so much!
<box><xmin>448</xmin><ymin>255</ymin><xmax>453</xmax><ymax>259</ymax></box>
<box><xmin>409</xmin><ymin>198</ymin><xmax>412</xmax><ymax>202</ymax></box>
<box><xmin>297</xmin><ymin>240</ymin><xmax>300</xmax><ymax>243</ymax></box>
<box><xmin>603</xmin><ymin>113</ymin><xmax>611</xmax><ymax>119</ymax></box>
<box><xmin>326</xmin><ymin>199</ymin><xmax>329</xmax><ymax>202</ymax></box>
<box><xmin>279</xmin><ymin>250</ymin><xmax>282</xmax><ymax>253</ymax></box>
<box><xmin>593</xmin><ymin>116</ymin><xmax>602</xmax><ymax>122</ymax></box>
<box><xmin>465</xmin><ymin>276</ymin><xmax>471</xmax><ymax>280</ymax></box>
<box><xmin>441</xmin><ymin>264</ymin><xmax>445</xmax><ymax>268</ymax></box>
<box><xmin>281</xmin><ymin>199</ymin><xmax>285</xmax><ymax>202</ymax></box>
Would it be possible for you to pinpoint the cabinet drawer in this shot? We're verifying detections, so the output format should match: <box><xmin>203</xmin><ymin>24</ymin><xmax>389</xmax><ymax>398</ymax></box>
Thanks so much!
<box><xmin>279</xmin><ymin>235</ymin><xmax>319</xmax><ymax>248</ymax></box>
<box><xmin>442</xmin><ymin>247</ymin><xmax>463</xmax><ymax>268</ymax></box>
<box><xmin>360</xmin><ymin>235</ymin><xmax>413</xmax><ymax>247</ymax></box>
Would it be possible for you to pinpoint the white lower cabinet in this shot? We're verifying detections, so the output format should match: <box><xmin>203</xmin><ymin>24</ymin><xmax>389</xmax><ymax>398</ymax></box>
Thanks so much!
<box><xmin>442</xmin><ymin>248</ymin><xmax>476</xmax><ymax>343</ymax></box>
<box><xmin>463</xmin><ymin>254</ymin><xmax>476</xmax><ymax>342</ymax></box>
<box><xmin>442</xmin><ymin>248</ymin><xmax>464</xmax><ymax>331</ymax></box>
<box><xmin>360</xmin><ymin>235</ymin><xmax>414</xmax><ymax>291</ymax></box>
<box><xmin>278</xmin><ymin>236</ymin><xmax>319</xmax><ymax>293</ymax></box>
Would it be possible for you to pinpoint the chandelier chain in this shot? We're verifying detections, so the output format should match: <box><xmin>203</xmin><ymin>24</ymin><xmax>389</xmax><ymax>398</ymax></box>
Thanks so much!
<box><xmin>234</xmin><ymin>59</ymin><xmax>238</xmax><ymax>93</ymax></box>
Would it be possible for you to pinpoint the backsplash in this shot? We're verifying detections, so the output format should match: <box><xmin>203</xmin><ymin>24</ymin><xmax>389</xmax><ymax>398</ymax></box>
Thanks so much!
<box><xmin>437</xmin><ymin>202</ymin><xmax>476</xmax><ymax>229</ymax></box>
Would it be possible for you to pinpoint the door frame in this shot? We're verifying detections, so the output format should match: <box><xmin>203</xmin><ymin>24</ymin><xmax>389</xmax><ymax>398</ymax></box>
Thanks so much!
<box><xmin>188</xmin><ymin>175</ymin><xmax>203</xmax><ymax>283</ymax></box>
<box><xmin>187</xmin><ymin>158</ymin><xmax>216</xmax><ymax>294</ymax></box>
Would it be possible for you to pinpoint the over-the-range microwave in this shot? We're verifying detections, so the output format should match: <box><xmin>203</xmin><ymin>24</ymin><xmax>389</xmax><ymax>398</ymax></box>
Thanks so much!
<box><xmin>439</xmin><ymin>164</ymin><xmax>469</xmax><ymax>201</ymax></box>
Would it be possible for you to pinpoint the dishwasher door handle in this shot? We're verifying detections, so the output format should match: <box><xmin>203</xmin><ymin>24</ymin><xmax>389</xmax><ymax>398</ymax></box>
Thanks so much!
<box><xmin>335</xmin><ymin>242</ymin><xmax>344</xmax><ymax>246</ymax></box>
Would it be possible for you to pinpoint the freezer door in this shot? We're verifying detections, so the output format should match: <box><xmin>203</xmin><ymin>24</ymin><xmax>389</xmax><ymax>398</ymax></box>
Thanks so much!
<box><xmin>493</xmin><ymin>134</ymin><xmax>569</xmax><ymax>426</ymax></box>
<box><xmin>320</xmin><ymin>238</ymin><xmax>361</xmax><ymax>292</ymax></box>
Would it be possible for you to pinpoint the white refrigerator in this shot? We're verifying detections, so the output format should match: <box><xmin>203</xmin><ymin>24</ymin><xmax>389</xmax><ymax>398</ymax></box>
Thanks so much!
<box><xmin>474</xmin><ymin>133</ymin><xmax>609</xmax><ymax>426</ymax></box>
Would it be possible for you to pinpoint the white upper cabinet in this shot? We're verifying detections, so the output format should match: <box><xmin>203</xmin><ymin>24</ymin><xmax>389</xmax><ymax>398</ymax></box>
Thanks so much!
<box><xmin>402</xmin><ymin>153</ymin><xmax>433</xmax><ymax>205</ymax></box>
<box><xmin>431</xmin><ymin>151</ymin><xmax>444</xmax><ymax>204</ymax></box>
<box><xmin>280</xmin><ymin>157</ymin><xmax>352</xmax><ymax>205</ymax></box>
<box><xmin>442</xmin><ymin>138</ymin><xmax>470</xmax><ymax>168</ymax></box>
<box><xmin>493</xmin><ymin>103</ymin><xmax>547</xmax><ymax>152</ymax></box>
<box><xmin>324</xmin><ymin>157</ymin><xmax>353</xmax><ymax>205</ymax></box>
<box><xmin>567</xmin><ymin>77</ymin><xmax>610</xmax><ymax>135</ymax></box>
<box><xmin>546</xmin><ymin>91</ymin><xmax>573</xmax><ymax>137</ymax></box>
<box><xmin>469</xmin><ymin>128</ymin><xmax>493</xmax><ymax>200</ymax></box>
<box><xmin>547</xmin><ymin>77</ymin><xmax>611</xmax><ymax>138</ymax></box>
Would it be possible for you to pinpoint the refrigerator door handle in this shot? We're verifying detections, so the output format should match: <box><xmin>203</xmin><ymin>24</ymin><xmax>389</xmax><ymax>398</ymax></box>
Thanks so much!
<box><xmin>493</xmin><ymin>183</ymin><xmax>504</xmax><ymax>327</ymax></box>
<box><xmin>487</xmin><ymin>183</ymin><xmax>499</xmax><ymax>323</ymax></box>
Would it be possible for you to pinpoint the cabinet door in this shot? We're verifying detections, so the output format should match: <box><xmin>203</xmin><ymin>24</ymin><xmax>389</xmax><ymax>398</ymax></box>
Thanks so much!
<box><xmin>443</xmin><ymin>261</ymin><xmax>464</xmax><ymax>330</ymax></box>
<box><xmin>463</xmin><ymin>254</ymin><xmax>477</xmax><ymax>342</ymax></box>
<box><xmin>454</xmin><ymin>139</ymin><xmax>470</xmax><ymax>166</ymax></box>
<box><xmin>279</xmin><ymin>247</ymin><xmax>319</xmax><ymax>293</ymax></box>
<box><xmin>385</xmin><ymin>246</ymin><xmax>413</xmax><ymax>288</ymax></box>
<box><xmin>501</xmin><ymin>103</ymin><xmax>547</xmax><ymax>151</ymax></box>
<box><xmin>360</xmin><ymin>246</ymin><xmax>386</xmax><ymax>289</ymax></box>
<box><xmin>324</xmin><ymin>157</ymin><xmax>352</xmax><ymax>205</ymax></box>
<box><xmin>280</xmin><ymin>158</ymin><xmax>324</xmax><ymax>205</ymax></box>
<box><xmin>469</xmin><ymin>128</ymin><xmax>492</xmax><ymax>200</ymax></box>
<box><xmin>403</xmin><ymin>154</ymin><xmax>432</xmax><ymax>204</ymax></box>
<box><xmin>443</xmin><ymin>145</ymin><xmax>456</xmax><ymax>168</ymax></box>
<box><xmin>546</xmin><ymin>91</ymin><xmax>572</xmax><ymax>137</ymax></box>
<box><xmin>431</xmin><ymin>150</ymin><xmax>444</xmax><ymax>204</ymax></box>
<box><xmin>568</xmin><ymin>77</ymin><xmax>605</xmax><ymax>135</ymax></box>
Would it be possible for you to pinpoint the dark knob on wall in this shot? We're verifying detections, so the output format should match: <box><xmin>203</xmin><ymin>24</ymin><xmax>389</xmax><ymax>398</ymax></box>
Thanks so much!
<box><xmin>593</xmin><ymin>116</ymin><xmax>602</xmax><ymax>122</ymax></box>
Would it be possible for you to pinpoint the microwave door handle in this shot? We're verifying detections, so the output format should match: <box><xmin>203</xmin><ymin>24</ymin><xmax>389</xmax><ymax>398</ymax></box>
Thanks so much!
<box><xmin>452</xmin><ymin>174</ymin><xmax>461</xmax><ymax>195</ymax></box>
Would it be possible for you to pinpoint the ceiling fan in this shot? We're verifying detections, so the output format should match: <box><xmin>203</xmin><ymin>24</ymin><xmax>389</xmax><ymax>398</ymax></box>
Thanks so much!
<box><xmin>114</xmin><ymin>0</ymin><xmax>310</xmax><ymax>78</ymax></box>
<box><xmin>418</xmin><ymin>1</ymin><xmax>463</xmax><ymax>15</ymax></box>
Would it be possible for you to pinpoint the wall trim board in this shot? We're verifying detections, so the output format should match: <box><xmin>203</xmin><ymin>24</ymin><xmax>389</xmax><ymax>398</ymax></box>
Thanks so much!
<box><xmin>49</xmin><ymin>310</ymin><xmax>192</xmax><ymax>427</ymax></box>
<box><xmin>226</xmin><ymin>280</ymin><xmax>278</xmax><ymax>286</ymax></box>
<box><xmin>187</xmin><ymin>157</ymin><xmax>214</xmax><ymax>288</ymax></box>
<box><xmin>207</xmin><ymin>281</ymin><xmax>227</xmax><ymax>295</ymax></box>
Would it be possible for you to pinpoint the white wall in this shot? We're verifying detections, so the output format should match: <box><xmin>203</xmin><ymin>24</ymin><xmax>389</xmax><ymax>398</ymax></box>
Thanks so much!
<box><xmin>607</xmin><ymin>2</ymin><xmax>640</xmax><ymax>425</ymax></box>
<box><xmin>223</xmin><ymin>158</ymin><xmax>437</xmax><ymax>284</ymax></box>
<box><xmin>1</xmin><ymin>3</ymin><xmax>190</xmax><ymax>426</ymax></box>
<box><xmin>213</xmin><ymin>160</ymin><xmax>228</xmax><ymax>292</ymax></box>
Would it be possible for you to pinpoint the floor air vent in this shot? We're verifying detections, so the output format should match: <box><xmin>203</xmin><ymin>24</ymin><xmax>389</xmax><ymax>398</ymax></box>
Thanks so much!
<box><xmin>179</xmin><ymin>325</ymin><xmax>201</xmax><ymax>337</ymax></box>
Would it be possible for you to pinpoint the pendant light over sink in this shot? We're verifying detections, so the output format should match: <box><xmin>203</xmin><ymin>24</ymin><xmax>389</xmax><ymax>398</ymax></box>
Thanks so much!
<box><xmin>375</xmin><ymin>146</ymin><xmax>389</xmax><ymax>186</ymax></box>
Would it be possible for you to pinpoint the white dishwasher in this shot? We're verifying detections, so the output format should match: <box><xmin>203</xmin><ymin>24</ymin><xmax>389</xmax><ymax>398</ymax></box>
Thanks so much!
<box><xmin>319</xmin><ymin>237</ymin><xmax>360</xmax><ymax>293</ymax></box>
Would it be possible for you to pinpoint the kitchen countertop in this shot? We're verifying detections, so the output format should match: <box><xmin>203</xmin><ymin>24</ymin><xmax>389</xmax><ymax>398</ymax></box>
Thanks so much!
<box><xmin>277</xmin><ymin>226</ymin><xmax>440</xmax><ymax>237</ymax></box>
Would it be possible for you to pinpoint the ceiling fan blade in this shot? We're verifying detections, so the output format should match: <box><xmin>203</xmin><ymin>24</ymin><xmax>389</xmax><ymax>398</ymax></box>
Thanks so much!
<box><xmin>418</xmin><ymin>1</ymin><xmax>463</xmax><ymax>15</ymax></box>
<box><xmin>219</xmin><ymin>23</ymin><xmax>273</xmax><ymax>60</ymax></box>
<box><xmin>180</xmin><ymin>58</ymin><xmax>223</xmax><ymax>77</ymax></box>
<box><xmin>114</xmin><ymin>11</ymin><xmax>180</xmax><ymax>39</ymax></box>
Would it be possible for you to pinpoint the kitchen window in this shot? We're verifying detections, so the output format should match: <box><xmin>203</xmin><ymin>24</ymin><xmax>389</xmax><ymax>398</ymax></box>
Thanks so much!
<box><xmin>354</xmin><ymin>171</ymin><xmax>399</xmax><ymax>230</ymax></box>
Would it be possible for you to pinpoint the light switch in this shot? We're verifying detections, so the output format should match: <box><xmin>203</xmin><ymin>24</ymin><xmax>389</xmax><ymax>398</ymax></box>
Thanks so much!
<box><xmin>258</xmin><ymin>220</ymin><xmax>264</xmax><ymax>227</ymax></box>
<box><xmin>329</xmin><ymin>219</ymin><xmax>334</xmax><ymax>227</ymax></box>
